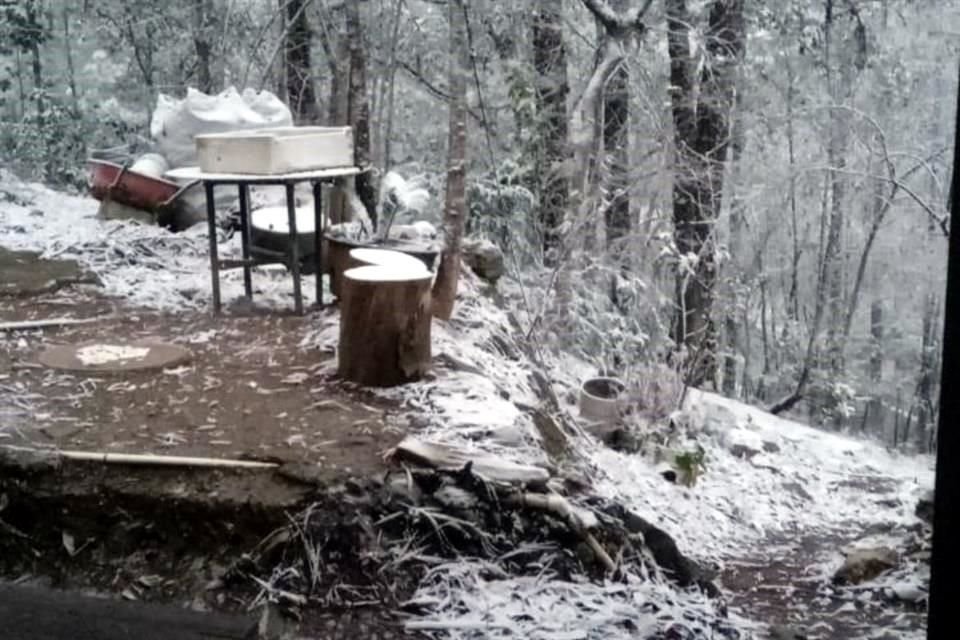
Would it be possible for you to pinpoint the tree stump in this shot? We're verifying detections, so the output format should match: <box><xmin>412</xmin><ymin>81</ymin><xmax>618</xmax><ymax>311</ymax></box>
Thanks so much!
<box><xmin>337</xmin><ymin>248</ymin><xmax>433</xmax><ymax>386</ymax></box>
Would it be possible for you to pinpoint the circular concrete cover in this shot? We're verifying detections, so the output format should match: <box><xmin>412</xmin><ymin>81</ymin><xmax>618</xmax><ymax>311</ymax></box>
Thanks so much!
<box><xmin>38</xmin><ymin>340</ymin><xmax>192</xmax><ymax>374</ymax></box>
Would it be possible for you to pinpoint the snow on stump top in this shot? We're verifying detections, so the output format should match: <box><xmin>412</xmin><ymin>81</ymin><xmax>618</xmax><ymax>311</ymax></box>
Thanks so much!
<box><xmin>38</xmin><ymin>340</ymin><xmax>191</xmax><ymax>374</ymax></box>
<box><xmin>337</xmin><ymin>248</ymin><xmax>432</xmax><ymax>387</ymax></box>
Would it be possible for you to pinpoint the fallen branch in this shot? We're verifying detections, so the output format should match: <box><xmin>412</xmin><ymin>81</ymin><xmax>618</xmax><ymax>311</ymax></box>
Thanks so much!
<box><xmin>503</xmin><ymin>491</ymin><xmax>616</xmax><ymax>574</ymax></box>
<box><xmin>0</xmin><ymin>445</ymin><xmax>278</xmax><ymax>469</ymax></box>
<box><xmin>0</xmin><ymin>316</ymin><xmax>110</xmax><ymax>332</ymax></box>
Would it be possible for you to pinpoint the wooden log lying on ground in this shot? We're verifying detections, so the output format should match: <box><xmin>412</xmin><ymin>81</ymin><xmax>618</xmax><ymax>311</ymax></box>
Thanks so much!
<box><xmin>337</xmin><ymin>248</ymin><xmax>433</xmax><ymax>386</ymax></box>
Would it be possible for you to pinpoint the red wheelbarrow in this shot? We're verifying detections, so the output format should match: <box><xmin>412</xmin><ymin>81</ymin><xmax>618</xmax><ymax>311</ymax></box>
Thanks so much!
<box><xmin>86</xmin><ymin>147</ymin><xmax>199</xmax><ymax>229</ymax></box>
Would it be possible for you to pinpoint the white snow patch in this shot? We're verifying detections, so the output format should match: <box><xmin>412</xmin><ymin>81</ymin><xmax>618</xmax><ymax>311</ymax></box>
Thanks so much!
<box><xmin>75</xmin><ymin>344</ymin><xmax>150</xmax><ymax>365</ymax></box>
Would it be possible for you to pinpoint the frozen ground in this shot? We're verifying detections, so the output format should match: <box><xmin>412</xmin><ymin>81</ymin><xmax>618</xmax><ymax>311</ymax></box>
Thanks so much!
<box><xmin>0</xmin><ymin>170</ymin><xmax>934</xmax><ymax>639</ymax></box>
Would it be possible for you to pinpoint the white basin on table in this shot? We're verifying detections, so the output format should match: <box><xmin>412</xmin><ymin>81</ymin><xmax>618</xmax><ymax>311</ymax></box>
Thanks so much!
<box><xmin>195</xmin><ymin>126</ymin><xmax>354</xmax><ymax>175</ymax></box>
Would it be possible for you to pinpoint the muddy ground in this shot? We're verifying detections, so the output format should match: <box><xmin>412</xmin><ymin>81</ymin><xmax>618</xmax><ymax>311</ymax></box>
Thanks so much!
<box><xmin>1</xmin><ymin>251</ymin><xmax>418</xmax><ymax>637</ymax></box>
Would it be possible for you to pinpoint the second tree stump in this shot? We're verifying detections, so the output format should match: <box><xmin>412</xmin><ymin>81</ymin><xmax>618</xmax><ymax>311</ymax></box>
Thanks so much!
<box><xmin>337</xmin><ymin>248</ymin><xmax>433</xmax><ymax>387</ymax></box>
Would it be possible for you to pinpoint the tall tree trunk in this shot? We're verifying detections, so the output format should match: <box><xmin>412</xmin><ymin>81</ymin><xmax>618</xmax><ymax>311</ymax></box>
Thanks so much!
<box><xmin>785</xmin><ymin>59</ymin><xmax>801</xmax><ymax>322</ymax></box>
<box><xmin>431</xmin><ymin>0</ymin><xmax>469</xmax><ymax>320</ymax></box>
<box><xmin>824</xmin><ymin>124</ymin><xmax>847</xmax><ymax>377</ymax></box>
<box><xmin>602</xmin><ymin>4</ymin><xmax>630</xmax><ymax>254</ymax></box>
<box><xmin>915</xmin><ymin>292</ymin><xmax>938</xmax><ymax>451</ymax></box>
<box><xmin>533</xmin><ymin>0</ymin><xmax>569</xmax><ymax>267</ymax></box>
<box><xmin>26</xmin><ymin>1</ymin><xmax>44</xmax><ymax>130</ymax></box>
<box><xmin>62</xmin><ymin>5</ymin><xmax>81</xmax><ymax>118</ymax></box>
<box><xmin>722</xmin><ymin>95</ymin><xmax>747</xmax><ymax>398</ymax></box>
<box><xmin>667</xmin><ymin>0</ymin><xmax>745</xmax><ymax>387</ymax></box>
<box><xmin>770</xmin><ymin>173</ymin><xmax>832</xmax><ymax>415</ymax></box>
<box><xmin>285</xmin><ymin>0</ymin><xmax>321</xmax><ymax>123</ymax></box>
<box><xmin>346</xmin><ymin>0</ymin><xmax>378</xmax><ymax>228</ymax></box>
<box><xmin>193</xmin><ymin>0</ymin><xmax>216</xmax><ymax>93</ymax></box>
<box><xmin>15</xmin><ymin>49</ymin><xmax>26</xmax><ymax>122</ymax></box>
<box><xmin>866</xmin><ymin>298</ymin><xmax>884</xmax><ymax>437</ymax></box>
<box><xmin>326</xmin><ymin>10</ymin><xmax>352</xmax><ymax>225</ymax></box>
<box><xmin>380</xmin><ymin>0</ymin><xmax>404</xmax><ymax>173</ymax></box>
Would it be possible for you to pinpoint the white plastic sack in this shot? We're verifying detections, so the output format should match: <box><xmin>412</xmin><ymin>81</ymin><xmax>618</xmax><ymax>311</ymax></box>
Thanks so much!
<box><xmin>150</xmin><ymin>86</ymin><xmax>293</xmax><ymax>169</ymax></box>
<box><xmin>151</xmin><ymin>87</ymin><xmax>293</xmax><ymax>228</ymax></box>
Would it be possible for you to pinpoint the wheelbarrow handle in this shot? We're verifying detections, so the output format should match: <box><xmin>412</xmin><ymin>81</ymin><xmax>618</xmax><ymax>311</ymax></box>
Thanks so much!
<box><xmin>159</xmin><ymin>179</ymin><xmax>201</xmax><ymax>209</ymax></box>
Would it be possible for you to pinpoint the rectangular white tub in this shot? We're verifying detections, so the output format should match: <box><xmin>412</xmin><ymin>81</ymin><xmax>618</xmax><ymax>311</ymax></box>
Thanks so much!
<box><xmin>195</xmin><ymin>126</ymin><xmax>354</xmax><ymax>175</ymax></box>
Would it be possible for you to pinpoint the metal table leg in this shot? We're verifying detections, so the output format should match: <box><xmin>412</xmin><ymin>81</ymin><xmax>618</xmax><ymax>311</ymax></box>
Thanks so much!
<box><xmin>204</xmin><ymin>181</ymin><xmax>222</xmax><ymax>314</ymax></box>
<box><xmin>237</xmin><ymin>183</ymin><xmax>253</xmax><ymax>299</ymax></box>
<box><xmin>285</xmin><ymin>183</ymin><xmax>303</xmax><ymax>315</ymax></box>
<box><xmin>313</xmin><ymin>181</ymin><xmax>323</xmax><ymax>307</ymax></box>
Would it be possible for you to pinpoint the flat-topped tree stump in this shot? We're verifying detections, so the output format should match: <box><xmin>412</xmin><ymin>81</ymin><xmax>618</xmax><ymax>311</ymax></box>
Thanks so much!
<box><xmin>338</xmin><ymin>248</ymin><xmax>433</xmax><ymax>387</ymax></box>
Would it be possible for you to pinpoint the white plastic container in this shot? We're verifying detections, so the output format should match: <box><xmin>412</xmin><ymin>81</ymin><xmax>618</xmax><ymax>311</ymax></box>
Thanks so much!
<box><xmin>195</xmin><ymin>126</ymin><xmax>354</xmax><ymax>175</ymax></box>
<box><xmin>578</xmin><ymin>377</ymin><xmax>627</xmax><ymax>423</ymax></box>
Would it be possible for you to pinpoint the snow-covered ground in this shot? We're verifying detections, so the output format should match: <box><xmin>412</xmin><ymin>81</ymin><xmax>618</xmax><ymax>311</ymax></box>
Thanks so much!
<box><xmin>1</xmin><ymin>170</ymin><xmax>935</xmax><ymax>639</ymax></box>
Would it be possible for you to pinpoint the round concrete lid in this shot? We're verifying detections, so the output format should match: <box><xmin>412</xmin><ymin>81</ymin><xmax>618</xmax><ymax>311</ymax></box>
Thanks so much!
<box><xmin>38</xmin><ymin>340</ymin><xmax>192</xmax><ymax>374</ymax></box>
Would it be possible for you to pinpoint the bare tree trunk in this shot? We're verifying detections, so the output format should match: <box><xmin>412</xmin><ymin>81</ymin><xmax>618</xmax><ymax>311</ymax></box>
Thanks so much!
<box><xmin>823</xmin><ymin>123</ymin><xmax>847</xmax><ymax>377</ymax></box>
<box><xmin>326</xmin><ymin>8</ymin><xmax>352</xmax><ymax>225</ymax></box>
<box><xmin>823</xmin><ymin>0</ymin><xmax>847</xmax><ymax>377</ymax></box>
<box><xmin>866</xmin><ymin>298</ymin><xmax>884</xmax><ymax>437</ymax></box>
<box><xmin>601</xmin><ymin>0</ymin><xmax>630</xmax><ymax>253</ymax></box>
<box><xmin>380</xmin><ymin>0</ymin><xmax>404</xmax><ymax>173</ymax></box>
<box><xmin>431</xmin><ymin>0</ymin><xmax>469</xmax><ymax>320</ymax></box>
<box><xmin>603</xmin><ymin>60</ymin><xmax>630</xmax><ymax>251</ymax></box>
<box><xmin>667</xmin><ymin>0</ymin><xmax>745</xmax><ymax>387</ymax></box>
<box><xmin>869</xmin><ymin>300</ymin><xmax>884</xmax><ymax>382</ymax></box>
<box><xmin>62</xmin><ymin>6</ymin><xmax>81</xmax><ymax>118</ymax></box>
<box><xmin>770</xmin><ymin>173</ymin><xmax>832</xmax><ymax>415</ymax></box>
<box><xmin>915</xmin><ymin>293</ymin><xmax>938</xmax><ymax>451</ymax></box>
<box><xmin>26</xmin><ymin>1</ymin><xmax>44</xmax><ymax>130</ymax></box>
<box><xmin>285</xmin><ymin>0</ymin><xmax>321</xmax><ymax>123</ymax></box>
<box><xmin>15</xmin><ymin>49</ymin><xmax>26</xmax><ymax>122</ymax></box>
<box><xmin>346</xmin><ymin>0</ymin><xmax>378</xmax><ymax>228</ymax></box>
<box><xmin>785</xmin><ymin>60</ymin><xmax>801</xmax><ymax>322</ymax></box>
<box><xmin>533</xmin><ymin>0</ymin><xmax>569</xmax><ymax>267</ymax></box>
<box><xmin>722</xmin><ymin>89</ymin><xmax>747</xmax><ymax>398</ymax></box>
<box><xmin>193</xmin><ymin>0</ymin><xmax>216</xmax><ymax>93</ymax></box>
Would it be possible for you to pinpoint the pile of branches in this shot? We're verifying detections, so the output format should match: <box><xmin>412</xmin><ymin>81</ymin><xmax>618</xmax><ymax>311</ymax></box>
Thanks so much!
<box><xmin>229</xmin><ymin>463</ymin><xmax>741</xmax><ymax>639</ymax></box>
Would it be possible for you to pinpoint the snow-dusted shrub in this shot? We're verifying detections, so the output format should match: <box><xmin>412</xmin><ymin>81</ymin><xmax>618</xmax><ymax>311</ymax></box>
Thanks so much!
<box><xmin>466</xmin><ymin>161</ymin><xmax>537</xmax><ymax>266</ymax></box>
<box><xmin>623</xmin><ymin>362</ymin><xmax>685</xmax><ymax>424</ymax></box>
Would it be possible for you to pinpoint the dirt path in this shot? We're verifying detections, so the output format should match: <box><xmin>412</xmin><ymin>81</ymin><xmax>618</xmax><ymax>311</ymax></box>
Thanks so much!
<box><xmin>721</xmin><ymin>529</ymin><xmax>926</xmax><ymax>639</ymax></box>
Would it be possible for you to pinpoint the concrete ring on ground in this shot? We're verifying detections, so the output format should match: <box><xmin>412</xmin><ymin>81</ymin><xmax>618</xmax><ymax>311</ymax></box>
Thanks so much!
<box><xmin>38</xmin><ymin>340</ymin><xmax>192</xmax><ymax>374</ymax></box>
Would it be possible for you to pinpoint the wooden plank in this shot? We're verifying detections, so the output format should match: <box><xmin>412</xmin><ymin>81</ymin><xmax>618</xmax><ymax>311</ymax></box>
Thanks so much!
<box><xmin>0</xmin><ymin>584</ymin><xmax>254</xmax><ymax>640</ymax></box>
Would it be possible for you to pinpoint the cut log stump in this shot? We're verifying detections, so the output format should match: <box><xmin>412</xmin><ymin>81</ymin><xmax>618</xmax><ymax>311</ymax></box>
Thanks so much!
<box><xmin>337</xmin><ymin>248</ymin><xmax>433</xmax><ymax>386</ymax></box>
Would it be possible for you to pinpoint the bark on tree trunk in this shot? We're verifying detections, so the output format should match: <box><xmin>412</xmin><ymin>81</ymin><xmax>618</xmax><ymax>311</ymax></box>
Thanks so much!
<box><xmin>603</xmin><ymin>53</ymin><xmax>629</xmax><ymax>252</ymax></box>
<box><xmin>824</xmin><ymin>120</ymin><xmax>848</xmax><ymax>377</ymax></box>
<box><xmin>785</xmin><ymin>60</ymin><xmax>801</xmax><ymax>322</ymax></box>
<box><xmin>62</xmin><ymin>6</ymin><xmax>81</xmax><ymax>119</ymax></box>
<box><xmin>346</xmin><ymin>0</ymin><xmax>378</xmax><ymax>228</ymax></box>
<box><xmin>867</xmin><ymin>298</ymin><xmax>884</xmax><ymax>437</ymax></box>
<box><xmin>667</xmin><ymin>0</ymin><xmax>745</xmax><ymax>388</ymax></box>
<box><xmin>533</xmin><ymin>0</ymin><xmax>569</xmax><ymax>267</ymax></box>
<box><xmin>381</xmin><ymin>0</ymin><xmax>404</xmax><ymax>173</ymax></box>
<box><xmin>285</xmin><ymin>0</ymin><xmax>321</xmax><ymax>124</ymax></box>
<box><xmin>431</xmin><ymin>0</ymin><xmax>469</xmax><ymax>320</ymax></box>
<box><xmin>915</xmin><ymin>293</ymin><xmax>938</xmax><ymax>451</ymax></box>
<box><xmin>193</xmin><ymin>0</ymin><xmax>216</xmax><ymax>94</ymax></box>
<box><xmin>325</xmin><ymin>8</ymin><xmax>352</xmax><ymax>226</ymax></box>
<box><xmin>26</xmin><ymin>1</ymin><xmax>44</xmax><ymax>130</ymax></box>
<box><xmin>722</xmin><ymin>89</ymin><xmax>747</xmax><ymax>398</ymax></box>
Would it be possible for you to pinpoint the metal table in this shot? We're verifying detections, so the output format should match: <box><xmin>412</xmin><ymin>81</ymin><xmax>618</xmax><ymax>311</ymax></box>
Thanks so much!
<box><xmin>166</xmin><ymin>166</ymin><xmax>362</xmax><ymax>314</ymax></box>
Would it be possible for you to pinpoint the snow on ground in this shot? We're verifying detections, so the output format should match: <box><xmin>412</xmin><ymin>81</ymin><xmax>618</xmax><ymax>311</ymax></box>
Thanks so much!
<box><xmin>0</xmin><ymin>168</ymin><xmax>314</xmax><ymax>311</ymax></box>
<box><xmin>1</xmin><ymin>170</ymin><xmax>935</xmax><ymax>638</ymax></box>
